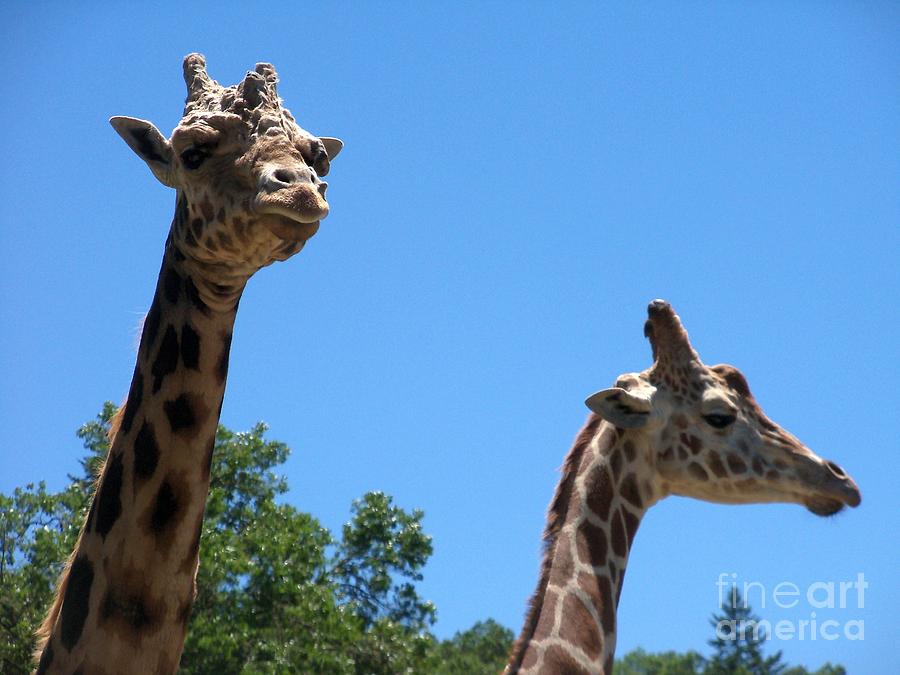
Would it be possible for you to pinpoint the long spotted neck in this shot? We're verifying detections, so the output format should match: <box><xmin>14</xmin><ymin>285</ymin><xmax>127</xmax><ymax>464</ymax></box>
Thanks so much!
<box><xmin>35</xmin><ymin>237</ymin><xmax>244</xmax><ymax>675</ymax></box>
<box><xmin>508</xmin><ymin>416</ymin><xmax>658</xmax><ymax>675</ymax></box>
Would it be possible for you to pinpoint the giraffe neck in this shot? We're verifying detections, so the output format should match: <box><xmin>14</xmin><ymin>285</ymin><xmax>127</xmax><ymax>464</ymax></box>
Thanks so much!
<box><xmin>35</xmin><ymin>236</ymin><xmax>245</xmax><ymax>675</ymax></box>
<box><xmin>508</xmin><ymin>416</ymin><xmax>658</xmax><ymax>675</ymax></box>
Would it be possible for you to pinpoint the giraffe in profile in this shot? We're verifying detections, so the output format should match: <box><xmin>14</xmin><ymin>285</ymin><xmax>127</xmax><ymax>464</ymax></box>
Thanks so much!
<box><xmin>34</xmin><ymin>53</ymin><xmax>342</xmax><ymax>675</ymax></box>
<box><xmin>506</xmin><ymin>300</ymin><xmax>861</xmax><ymax>674</ymax></box>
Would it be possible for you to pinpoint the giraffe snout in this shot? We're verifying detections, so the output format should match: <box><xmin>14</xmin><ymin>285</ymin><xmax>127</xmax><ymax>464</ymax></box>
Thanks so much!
<box><xmin>260</xmin><ymin>164</ymin><xmax>321</xmax><ymax>192</ymax></box>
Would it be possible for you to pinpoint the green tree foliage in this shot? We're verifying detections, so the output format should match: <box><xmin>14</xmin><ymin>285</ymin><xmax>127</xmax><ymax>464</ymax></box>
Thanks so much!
<box><xmin>0</xmin><ymin>404</ymin><xmax>511</xmax><ymax>674</ymax></box>
<box><xmin>428</xmin><ymin>619</ymin><xmax>516</xmax><ymax>675</ymax></box>
<box><xmin>616</xmin><ymin>647</ymin><xmax>706</xmax><ymax>675</ymax></box>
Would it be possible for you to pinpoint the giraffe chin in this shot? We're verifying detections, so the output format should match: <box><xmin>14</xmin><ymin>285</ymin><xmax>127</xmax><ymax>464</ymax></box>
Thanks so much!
<box><xmin>804</xmin><ymin>497</ymin><xmax>846</xmax><ymax>517</ymax></box>
<box><xmin>257</xmin><ymin>211</ymin><xmax>321</xmax><ymax>242</ymax></box>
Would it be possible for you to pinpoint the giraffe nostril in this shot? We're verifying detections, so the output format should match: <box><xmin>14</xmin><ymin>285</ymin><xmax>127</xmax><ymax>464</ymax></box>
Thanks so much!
<box><xmin>273</xmin><ymin>168</ymin><xmax>296</xmax><ymax>184</ymax></box>
<box><xmin>826</xmin><ymin>461</ymin><xmax>846</xmax><ymax>478</ymax></box>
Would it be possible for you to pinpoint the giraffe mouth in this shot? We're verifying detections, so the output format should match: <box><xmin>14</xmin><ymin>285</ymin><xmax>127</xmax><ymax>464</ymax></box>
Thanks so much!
<box><xmin>259</xmin><ymin>212</ymin><xmax>321</xmax><ymax>242</ymax></box>
<box><xmin>254</xmin><ymin>184</ymin><xmax>329</xmax><ymax>241</ymax></box>
<box><xmin>802</xmin><ymin>480</ymin><xmax>861</xmax><ymax>517</ymax></box>
<box><xmin>804</xmin><ymin>496</ymin><xmax>847</xmax><ymax>517</ymax></box>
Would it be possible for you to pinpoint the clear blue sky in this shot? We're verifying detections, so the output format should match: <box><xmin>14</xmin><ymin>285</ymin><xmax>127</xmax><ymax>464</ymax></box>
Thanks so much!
<box><xmin>1</xmin><ymin>2</ymin><xmax>897</xmax><ymax>672</ymax></box>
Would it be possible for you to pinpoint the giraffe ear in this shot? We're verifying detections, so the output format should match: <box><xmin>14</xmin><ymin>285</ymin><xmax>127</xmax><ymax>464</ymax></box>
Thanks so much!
<box><xmin>320</xmin><ymin>137</ymin><xmax>343</xmax><ymax>161</ymax></box>
<box><xmin>585</xmin><ymin>388</ymin><xmax>652</xmax><ymax>429</ymax></box>
<box><xmin>109</xmin><ymin>116</ymin><xmax>176</xmax><ymax>188</ymax></box>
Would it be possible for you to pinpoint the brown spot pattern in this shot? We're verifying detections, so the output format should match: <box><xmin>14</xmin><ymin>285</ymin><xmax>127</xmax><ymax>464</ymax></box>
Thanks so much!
<box><xmin>559</xmin><ymin>594</ymin><xmax>604</xmax><ymax>660</ymax></box>
<box><xmin>688</xmin><ymin>462</ymin><xmax>709</xmax><ymax>481</ymax></box>
<box><xmin>727</xmin><ymin>453</ymin><xmax>748</xmax><ymax>474</ymax></box>
<box><xmin>577</xmin><ymin>519</ymin><xmax>608</xmax><ymax>567</ymax></box>
<box><xmin>542</xmin><ymin>645</ymin><xmax>591</xmax><ymax>675</ymax></box>
<box><xmin>610</xmin><ymin>509</ymin><xmax>627</xmax><ymax>557</ymax></box>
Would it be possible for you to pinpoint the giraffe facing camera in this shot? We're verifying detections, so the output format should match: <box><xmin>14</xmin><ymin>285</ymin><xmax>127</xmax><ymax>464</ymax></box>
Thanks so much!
<box><xmin>33</xmin><ymin>54</ymin><xmax>342</xmax><ymax>675</ymax></box>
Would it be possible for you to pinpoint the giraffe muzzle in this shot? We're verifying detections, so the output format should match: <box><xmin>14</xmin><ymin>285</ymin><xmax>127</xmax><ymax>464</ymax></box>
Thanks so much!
<box><xmin>254</xmin><ymin>167</ymin><xmax>330</xmax><ymax>241</ymax></box>
<box><xmin>798</xmin><ymin>457</ymin><xmax>861</xmax><ymax>516</ymax></box>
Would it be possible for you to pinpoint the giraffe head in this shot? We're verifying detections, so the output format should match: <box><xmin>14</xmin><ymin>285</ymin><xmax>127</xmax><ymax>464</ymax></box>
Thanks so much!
<box><xmin>110</xmin><ymin>54</ymin><xmax>343</xmax><ymax>278</ymax></box>
<box><xmin>586</xmin><ymin>300</ymin><xmax>861</xmax><ymax>516</ymax></box>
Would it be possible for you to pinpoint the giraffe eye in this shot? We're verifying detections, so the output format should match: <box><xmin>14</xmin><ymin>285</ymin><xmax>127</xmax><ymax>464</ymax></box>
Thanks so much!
<box><xmin>180</xmin><ymin>145</ymin><xmax>213</xmax><ymax>170</ymax></box>
<box><xmin>703</xmin><ymin>413</ymin><xmax>736</xmax><ymax>429</ymax></box>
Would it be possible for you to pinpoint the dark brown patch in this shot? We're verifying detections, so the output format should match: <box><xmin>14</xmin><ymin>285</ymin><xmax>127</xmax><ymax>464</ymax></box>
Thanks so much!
<box><xmin>688</xmin><ymin>462</ymin><xmax>709</xmax><ymax>481</ymax></box>
<box><xmin>151</xmin><ymin>325</ymin><xmax>179</xmax><ymax>393</ymax></box>
<box><xmin>163</xmin><ymin>266</ymin><xmax>182</xmax><ymax>304</ymax></box>
<box><xmin>165</xmin><ymin>394</ymin><xmax>196</xmax><ymax>432</ymax></box>
<box><xmin>101</xmin><ymin>591</ymin><xmax>153</xmax><ymax>632</ymax></box>
<box><xmin>191</xmin><ymin>217</ymin><xmax>204</xmax><ymax>239</ymax></box>
<box><xmin>610</xmin><ymin>508</ymin><xmax>627</xmax><ymax>557</ymax></box>
<box><xmin>683</xmin><ymin>434</ymin><xmax>703</xmax><ymax>455</ymax></box>
<box><xmin>708</xmin><ymin>453</ymin><xmax>728</xmax><ymax>478</ymax></box>
<box><xmin>660</xmin><ymin>446</ymin><xmax>675</xmax><ymax>461</ymax></box>
<box><xmin>180</xmin><ymin>323</ymin><xmax>201</xmax><ymax>370</ymax></box>
<box><xmin>120</xmin><ymin>365</ymin><xmax>144</xmax><ymax>435</ymax></box>
<box><xmin>597</xmin><ymin>574</ymin><xmax>615</xmax><ymax>634</ymax></box>
<box><xmin>173</xmin><ymin>196</ymin><xmax>188</xmax><ymax>231</ymax></box>
<box><xmin>185</xmin><ymin>276</ymin><xmax>209</xmax><ymax>314</ymax></box>
<box><xmin>609</xmin><ymin>447</ymin><xmax>623</xmax><ymax>481</ymax></box>
<box><xmin>622</xmin><ymin>508</ymin><xmax>640</xmax><ymax>549</ymax></box>
<box><xmin>150</xmin><ymin>479</ymin><xmax>182</xmax><ymax>534</ymax></box>
<box><xmin>60</xmin><ymin>555</ymin><xmax>94</xmax><ymax>651</ymax></box>
<box><xmin>623</xmin><ymin>440</ymin><xmax>636</xmax><ymax>461</ymax></box>
<box><xmin>587</xmin><ymin>465</ymin><xmax>614</xmax><ymax>522</ymax></box>
<box><xmin>619</xmin><ymin>473</ymin><xmax>643</xmax><ymax>508</ymax></box>
<box><xmin>133</xmin><ymin>421</ymin><xmax>159</xmax><ymax>482</ymax></box>
<box><xmin>559</xmin><ymin>594</ymin><xmax>603</xmax><ymax>660</ymax></box>
<box><xmin>184</xmin><ymin>228</ymin><xmax>198</xmax><ymax>248</ymax></box>
<box><xmin>752</xmin><ymin>457</ymin><xmax>764</xmax><ymax>475</ymax></box>
<box><xmin>217</xmin><ymin>331</ymin><xmax>233</xmax><ymax>384</ymax></box>
<box><xmin>677</xmin><ymin>447</ymin><xmax>689</xmax><ymax>461</ymax></box>
<box><xmin>577</xmin><ymin>519</ymin><xmax>608</xmax><ymax>567</ymax></box>
<box><xmin>217</xmin><ymin>231</ymin><xmax>234</xmax><ymax>249</ymax></box>
<box><xmin>98</xmin><ymin>566</ymin><xmax>165</xmax><ymax>645</ymax></box>
<box><xmin>96</xmin><ymin>452</ymin><xmax>124</xmax><ymax>539</ymax></box>
<box><xmin>144</xmin><ymin>297</ymin><xmax>161</xmax><ymax>346</ymax></box>
<box><xmin>542</xmin><ymin>645</ymin><xmax>591</xmax><ymax>675</ymax></box>
<box><xmin>200</xmin><ymin>198</ymin><xmax>214</xmax><ymax>221</ymax></box>
<box><xmin>727</xmin><ymin>453</ymin><xmax>748</xmax><ymax>474</ymax></box>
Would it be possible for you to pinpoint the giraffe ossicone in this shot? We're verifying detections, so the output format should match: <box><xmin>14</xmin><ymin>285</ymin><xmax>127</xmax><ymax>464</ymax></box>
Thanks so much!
<box><xmin>507</xmin><ymin>299</ymin><xmax>860</xmax><ymax>675</ymax></box>
<box><xmin>34</xmin><ymin>54</ymin><xmax>342</xmax><ymax>675</ymax></box>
